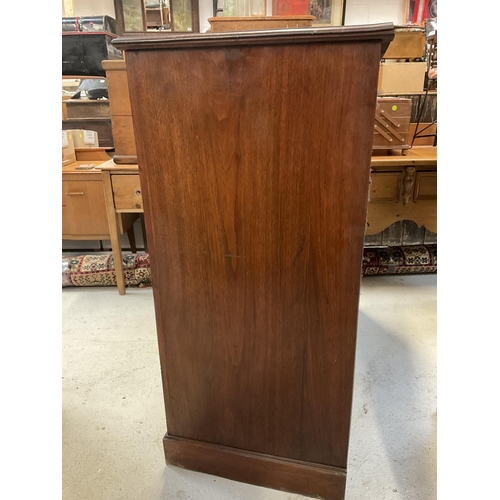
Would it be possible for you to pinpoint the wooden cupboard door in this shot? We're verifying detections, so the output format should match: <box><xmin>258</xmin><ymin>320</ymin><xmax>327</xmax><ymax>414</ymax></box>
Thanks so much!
<box><xmin>369</xmin><ymin>171</ymin><xmax>404</xmax><ymax>202</ymax></box>
<box><xmin>62</xmin><ymin>179</ymin><xmax>109</xmax><ymax>236</ymax></box>
<box><xmin>126</xmin><ymin>41</ymin><xmax>381</xmax><ymax>469</ymax></box>
<box><xmin>414</xmin><ymin>171</ymin><xmax>437</xmax><ymax>201</ymax></box>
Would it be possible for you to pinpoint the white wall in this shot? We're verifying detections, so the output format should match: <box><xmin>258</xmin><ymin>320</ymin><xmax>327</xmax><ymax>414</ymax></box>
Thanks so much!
<box><xmin>344</xmin><ymin>0</ymin><xmax>405</xmax><ymax>25</ymax></box>
<box><xmin>63</xmin><ymin>0</ymin><xmax>115</xmax><ymax>17</ymax></box>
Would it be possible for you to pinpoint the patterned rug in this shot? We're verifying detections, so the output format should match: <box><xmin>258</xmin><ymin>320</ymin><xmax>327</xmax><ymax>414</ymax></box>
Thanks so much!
<box><xmin>362</xmin><ymin>245</ymin><xmax>437</xmax><ymax>276</ymax></box>
<box><xmin>62</xmin><ymin>245</ymin><xmax>436</xmax><ymax>288</ymax></box>
<box><xmin>62</xmin><ymin>253</ymin><xmax>152</xmax><ymax>288</ymax></box>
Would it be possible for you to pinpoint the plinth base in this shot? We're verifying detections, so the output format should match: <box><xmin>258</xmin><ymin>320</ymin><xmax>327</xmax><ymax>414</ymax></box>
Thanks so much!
<box><xmin>163</xmin><ymin>434</ymin><xmax>347</xmax><ymax>500</ymax></box>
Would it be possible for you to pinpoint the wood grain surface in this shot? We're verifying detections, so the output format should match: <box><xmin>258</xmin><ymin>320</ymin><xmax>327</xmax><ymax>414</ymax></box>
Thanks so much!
<box><xmin>119</xmin><ymin>26</ymin><xmax>394</xmax><ymax>496</ymax></box>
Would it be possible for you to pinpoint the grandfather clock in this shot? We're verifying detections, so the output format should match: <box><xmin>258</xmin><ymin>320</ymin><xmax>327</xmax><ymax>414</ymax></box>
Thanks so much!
<box><xmin>113</xmin><ymin>24</ymin><xmax>394</xmax><ymax>500</ymax></box>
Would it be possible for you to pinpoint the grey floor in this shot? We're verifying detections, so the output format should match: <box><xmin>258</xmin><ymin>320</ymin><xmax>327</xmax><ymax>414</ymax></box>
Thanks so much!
<box><xmin>62</xmin><ymin>273</ymin><xmax>436</xmax><ymax>500</ymax></box>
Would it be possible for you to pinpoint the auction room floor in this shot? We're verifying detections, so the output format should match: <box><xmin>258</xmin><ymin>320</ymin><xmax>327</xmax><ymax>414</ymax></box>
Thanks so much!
<box><xmin>62</xmin><ymin>273</ymin><xmax>437</xmax><ymax>500</ymax></box>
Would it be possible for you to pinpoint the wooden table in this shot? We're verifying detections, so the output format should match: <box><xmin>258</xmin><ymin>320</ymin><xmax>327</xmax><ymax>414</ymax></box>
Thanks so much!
<box><xmin>366</xmin><ymin>146</ymin><xmax>437</xmax><ymax>235</ymax></box>
<box><xmin>100</xmin><ymin>159</ymin><xmax>144</xmax><ymax>295</ymax></box>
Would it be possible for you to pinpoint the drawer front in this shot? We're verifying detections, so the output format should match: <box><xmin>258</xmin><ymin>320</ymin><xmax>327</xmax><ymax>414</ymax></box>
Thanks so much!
<box><xmin>112</xmin><ymin>175</ymin><xmax>143</xmax><ymax>210</ymax></box>
<box><xmin>111</xmin><ymin>115</ymin><xmax>136</xmax><ymax>156</ymax></box>
<box><xmin>369</xmin><ymin>171</ymin><xmax>403</xmax><ymax>202</ymax></box>
<box><xmin>414</xmin><ymin>172</ymin><xmax>437</xmax><ymax>201</ymax></box>
<box><xmin>62</xmin><ymin>180</ymin><xmax>109</xmax><ymax>236</ymax></box>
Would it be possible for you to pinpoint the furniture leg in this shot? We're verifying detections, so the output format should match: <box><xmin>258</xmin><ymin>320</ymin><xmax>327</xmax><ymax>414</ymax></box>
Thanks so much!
<box><xmin>127</xmin><ymin>224</ymin><xmax>137</xmax><ymax>253</ymax></box>
<box><xmin>140</xmin><ymin>214</ymin><xmax>148</xmax><ymax>253</ymax></box>
<box><xmin>101</xmin><ymin>170</ymin><xmax>127</xmax><ymax>295</ymax></box>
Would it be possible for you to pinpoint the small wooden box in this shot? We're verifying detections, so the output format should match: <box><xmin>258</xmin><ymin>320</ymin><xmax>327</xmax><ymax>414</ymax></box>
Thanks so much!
<box><xmin>207</xmin><ymin>16</ymin><xmax>315</xmax><ymax>32</ymax></box>
<box><xmin>373</xmin><ymin>97</ymin><xmax>412</xmax><ymax>155</ymax></box>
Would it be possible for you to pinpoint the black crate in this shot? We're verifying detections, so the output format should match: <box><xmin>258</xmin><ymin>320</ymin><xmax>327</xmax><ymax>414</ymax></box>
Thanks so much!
<box><xmin>62</xmin><ymin>16</ymin><xmax>123</xmax><ymax>77</ymax></box>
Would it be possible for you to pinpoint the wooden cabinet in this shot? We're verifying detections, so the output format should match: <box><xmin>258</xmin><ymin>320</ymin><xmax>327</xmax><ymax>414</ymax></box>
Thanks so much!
<box><xmin>62</xmin><ymin>176</ymin><xmax>110</xmax><ymax>237</ymax></box>
<box><xmin>366</xmin><ymin>147</ymin><xmax>437</xmax><ymax>235</ymax></box>
<box><xmin>62</xmin><ymin>161</ymin><xmax>139</xmax><ymax>241</ymax></box>
<box><xmin>113</xmin><ymin>24</ymin><xmax>394</xmax><ymax>500</ymax></box>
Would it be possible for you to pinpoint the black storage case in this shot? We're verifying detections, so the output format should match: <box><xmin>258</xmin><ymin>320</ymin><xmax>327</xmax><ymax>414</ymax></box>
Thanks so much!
<box><xmin>62</xmin><ymin>16</ymin><xmax>123</xmax><ymax>77</ymax></box>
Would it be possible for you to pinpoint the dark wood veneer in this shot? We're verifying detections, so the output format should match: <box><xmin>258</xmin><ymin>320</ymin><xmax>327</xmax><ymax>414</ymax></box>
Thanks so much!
<box><xmin>116</xmin><ymin>24</ymin><xmax>394</xmax><ymax>499</ymax></box>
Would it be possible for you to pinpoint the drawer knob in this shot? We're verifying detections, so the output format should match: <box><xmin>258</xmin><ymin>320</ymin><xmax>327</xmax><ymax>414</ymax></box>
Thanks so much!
<box><xmin>134</xmin><ymin>189</ymin><xmax>141</xmax><ymax>196</ymax></box>
<box><xmin>66</xmin><ymin>192</ymin><xmax>84</xmax><ymax>196</ymax></box>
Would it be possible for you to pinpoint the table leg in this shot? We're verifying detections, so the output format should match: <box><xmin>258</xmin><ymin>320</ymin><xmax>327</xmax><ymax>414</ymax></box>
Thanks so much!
<box><xmin>140</xmin><ymin>214</ymin><xmax>148</xmax><ymax>253</ymax></box>
<box><xmin>127</xmin><ymin>225</ymin><xmax>137</xmax><ymax>253</ymax></box>
<box><xmin>101</xmin><ymin>170</ymin><xmax>126</xmax><ymax>295</ymax></box>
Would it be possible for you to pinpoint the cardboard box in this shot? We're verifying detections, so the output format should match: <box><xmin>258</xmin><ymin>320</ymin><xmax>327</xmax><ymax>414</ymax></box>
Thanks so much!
<box><xmin>62</xmin><ymin>130</ymin><xmax>76</xmax><ymax>165</ymax></box>
<box><xmin>64</xmin><ymin>129</ymin><xmax>99</xmax><ymax>148</ymax></box>
<box><xmin>378</xmin><ymin>62</ymin><xmax>427</xmax><ymax>94</ymax></box>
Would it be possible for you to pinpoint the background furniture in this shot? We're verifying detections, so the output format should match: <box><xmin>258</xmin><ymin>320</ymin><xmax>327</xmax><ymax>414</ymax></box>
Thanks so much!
<box><xmin>62</xmin><ymin>16</ymin><xmax>123</xmax><ymax>77</ymax></box>
<box><xmin>113</xmin><ymin>0</ymin><xmax>200</xmax><ymax>32</ymax></box>
<box><xmin>62</xmin><ymin>157</ymin><xmax>139</xmax><ymax>247</ymax></box>
<box><xmin>207</xmin><ymin>15</ymin><xmax>315</xmax><ymax>31</ymax></box>
<box><xmin>114</xmin><ymin>24</ymin><xmax>394</xmax><ymax>499</ymax></box>
<box><xmin>62</xmin><ymin>118</ymin><xmax>114</xmax><ymax>148</ymax></box>
<box><xmin>366</xmin><ymin>146</ymin><xmax>437</xmax><ymax>237</ymax></box>
<box><xmin>100</xmin><ymin>160</ymin><xmax>145</xmax><ymax>295</ymax></box>
<box><xmin>146</xmin><ymin>2</ymin><xmax>170</xmax><ymax>28</ymax></box>
<box><xmin>373</xmin><ymin>97</ymin><xmax>412</xmax><ymax>155</ymax></box>
<box><xmin>102</xmin><ymin>60</ymin><xmax>137</xmax><ymax>163</ymax></box>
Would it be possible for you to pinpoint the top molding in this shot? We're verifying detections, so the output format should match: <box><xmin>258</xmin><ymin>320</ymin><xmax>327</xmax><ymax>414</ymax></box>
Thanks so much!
<box><xmin>112</xmin><ymin>23</ymin><xmax>395</xmax><ymax>56</ymax></box>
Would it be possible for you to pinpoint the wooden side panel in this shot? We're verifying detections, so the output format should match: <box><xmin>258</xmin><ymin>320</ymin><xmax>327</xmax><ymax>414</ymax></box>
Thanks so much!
<box><xmin>126</xmin><ymin>41</ymin><xmax>381</xmax><ymax>469</ymax></box>
<box><xmin>111</xmin><ymin>115</ymin><xmax>137</xmax><ymax>156</ymax></box>
<box><xmin>106</xmin><ymin>68</ymin><xmax>132</xmax><ymax>116</ymax></box>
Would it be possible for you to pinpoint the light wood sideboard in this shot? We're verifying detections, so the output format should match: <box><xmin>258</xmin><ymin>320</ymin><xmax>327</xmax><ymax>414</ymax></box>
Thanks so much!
<box><xmin>366</xmin><ymin>146</ymin><xmax>437</xmax><ymax>235</ymax></box>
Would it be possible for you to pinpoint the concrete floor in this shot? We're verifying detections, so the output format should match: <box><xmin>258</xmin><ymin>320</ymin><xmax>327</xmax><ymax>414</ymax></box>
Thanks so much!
<box><xmin>62</xmin><ymin>273</ymin><xmax>436</xmax><ymax>500</ymax></box>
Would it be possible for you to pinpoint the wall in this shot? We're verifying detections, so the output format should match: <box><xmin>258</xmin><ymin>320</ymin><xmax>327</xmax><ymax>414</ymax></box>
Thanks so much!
<box><xmin>344</xmin><ymin>0</ymin><xmax>405</xmax><ymax>25</ymax></box>
<box><xmin>63</xmin><ymin>0</ymin><xmax>407</xmax><ymax>30</ymax></box>
<box><xmin>62</xmin><ymin>0</ymin><xmax>115</xmax><ymax>17</ymax></box>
